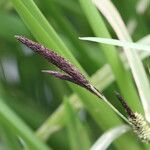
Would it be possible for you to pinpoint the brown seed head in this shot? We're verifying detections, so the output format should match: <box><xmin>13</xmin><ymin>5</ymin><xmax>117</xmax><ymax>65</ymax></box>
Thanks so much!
<box><xmin>15</xmin><ymin>35</ymin><xmax>89</xmax><ymax>87</ymax></box>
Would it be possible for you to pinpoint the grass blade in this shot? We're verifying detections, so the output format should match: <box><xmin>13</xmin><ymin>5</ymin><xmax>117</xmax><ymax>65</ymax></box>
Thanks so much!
<box><xmin>0</xmin><ymin>98</ymin><xmax>50</xmax><ymax>150</ymax></box>
<box><xmin>90</xmin><ymin>125</ymin><xmax>130</xmax><ymax>150</ymax></box>
<box><xmin>64</xmin><ymin>97</ymin><xmax>91</xmax><ymax>150</ymax></box>
<box><xmin>79</xmin><ymin>0</ymin><xmax>142</xmax><ymax>113</ymax></box>
<box><xmin>79</xmin><ymin>37</ymin><xmax>150</xmax><ymax>51</ymax></box>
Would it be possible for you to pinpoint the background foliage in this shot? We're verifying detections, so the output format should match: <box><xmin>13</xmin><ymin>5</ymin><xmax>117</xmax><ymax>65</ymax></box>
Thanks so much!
<box><xmin>0</xmin><ymin>0</ymin><xmax>150</xmax><ymax>149</ymax></box>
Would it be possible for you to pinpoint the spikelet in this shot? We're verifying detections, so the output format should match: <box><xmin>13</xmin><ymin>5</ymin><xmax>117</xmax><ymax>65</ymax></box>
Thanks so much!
<box><xmin>15</xmin><ymin>35</ymin><xmax>102</xmax><ymax>97</ymax></box>
<box><xmin>15</xmin><ymin>35</ymin><xmax>89</xmax><ymax>86</ymax></box>
<box><xmin>115</xmin><ymin>92</ymin><xmax>150</xmax><ymax>143</ymax></box>
<box><xmin>129</xmin><ymin>112</ymin><xmax>150</xmax><ymax>143</ymax></box>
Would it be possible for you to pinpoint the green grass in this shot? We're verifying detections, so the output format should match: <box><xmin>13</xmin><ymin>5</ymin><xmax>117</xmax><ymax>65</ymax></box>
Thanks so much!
<box><xmin>0</xmin><ymin>0</ymin><xmax>150</xmax><ymax>149</ymax></box>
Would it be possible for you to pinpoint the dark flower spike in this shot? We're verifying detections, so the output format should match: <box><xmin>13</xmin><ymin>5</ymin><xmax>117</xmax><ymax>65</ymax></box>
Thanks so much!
<box><xmin>15</xmin><ymin>36</ymin><xmax>89</xmax><ymax>82</ymax></box>
<box><xmin>42</xmin><ymin>70</ymin><xmax>87</xmax><ymax>87</ymax></box>
<box><xmin>42</xmin><ymin>70</ymin><xmax>74</xmax><ymax>81</ymax></box>
<box><xmin>115</xmin><ymin>91</ymin><xmax>135</xmax><ymax>119</ymax></box>
<box><xmin>15</xmin><ymin>35</ymin><xmax>100</xmax><ymax>96</ymax></box>
<box><xmin>115</xmin><ymin>92</ymin><xmax>150</xmax><ymax>143</ymax></box>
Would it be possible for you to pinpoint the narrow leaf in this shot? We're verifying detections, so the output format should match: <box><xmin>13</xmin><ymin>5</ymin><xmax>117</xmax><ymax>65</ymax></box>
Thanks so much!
<box><xmin>79</xmin><ymin>37</ymin><xmax>150</xmax><ymax>52</ymax></box>
<box><xmin>64</xmin><ymin>97</ymin><xmax>91</xmax><ymax>150</ymax></box>
<box><xmin>90</xmin><ymin>125</ymin><xmax>130</xmax><ymax>150</ymax></box>
<box><xmin>0</xmin><ymin>98</ymin><xmax>50</xmax><ymax>150</ymax></box>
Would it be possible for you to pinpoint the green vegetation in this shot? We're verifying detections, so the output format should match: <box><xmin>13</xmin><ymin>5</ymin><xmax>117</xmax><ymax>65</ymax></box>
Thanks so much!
<box><xmin>0</xmin><ymin>0</ymin><xmax>150</xmax><ymax>149</ymax></box>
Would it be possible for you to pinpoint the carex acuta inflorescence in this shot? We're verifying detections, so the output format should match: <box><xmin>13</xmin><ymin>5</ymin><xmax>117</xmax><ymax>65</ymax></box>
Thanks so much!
<box><xmin>15</xmin><ymin>35</ymin><xmax>150</xmax><ymax>144</ymax></box>
<box><xmin>15</xmin><ymin>35</ymin><xmax>102</xmax><ymax>98</ymax></box>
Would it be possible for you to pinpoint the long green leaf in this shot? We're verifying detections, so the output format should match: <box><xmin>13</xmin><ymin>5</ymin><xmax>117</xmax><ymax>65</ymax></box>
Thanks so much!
<box><xmin>64</xmin><ymin>97</ymin><xmax>91</xmax><ymax>150</ymax></box>
<box><xmin>79</xmin><ymin>37</ymin><xmax>150</xmax><ymax>51</ymax></box>
<box><xmin>14</xmin><ymin>0</ymin><xmax>83</xmax><ymax>70</ymax></box>
<box><xmin>45</xmin><ymin>2</ymin><xmax>100</xmax><ymax>72</ymax></box>
<box><xmin>79</xmin><ymin>0</ymin><xmax>142</xmax><ymax>113</ymax></box>
<box><xmin>90</xmin><ymin>125</ymin><xmax>130</xmax><ymax>150</ymax></box>
<box><xmin>0</xmin><ymin>98</ymin><xmax>50</xmax><ymax>150</ymax></box>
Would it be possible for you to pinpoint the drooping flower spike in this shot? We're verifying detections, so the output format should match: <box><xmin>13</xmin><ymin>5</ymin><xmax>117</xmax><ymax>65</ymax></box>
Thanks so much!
<box><xmin>15</xmin><ymin>35</ymin><xmax>101</xmax><ymax>97</ymax></box>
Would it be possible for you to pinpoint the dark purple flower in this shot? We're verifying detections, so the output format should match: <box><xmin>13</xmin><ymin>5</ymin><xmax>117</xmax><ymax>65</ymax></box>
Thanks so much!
<box><xmin>115</xmin><ymin>91</ymin><xmax>135</xmax><ymax>119</ymax></box>
<box><xmin>15</xmin><ymin>35</ymin><xmax>94</xmax><ymax>91</ymax></box>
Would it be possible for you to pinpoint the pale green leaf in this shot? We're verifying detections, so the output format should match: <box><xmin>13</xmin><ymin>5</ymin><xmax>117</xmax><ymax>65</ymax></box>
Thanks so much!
<box><xmin>90</xmin><ymin>125</ymin><xmax>130</xmax><ymax>150</ymax></box>
<box><xmin>79</xmin><ymin>37</ymin><xmax>150</xmax><ymax>52</ymax></box>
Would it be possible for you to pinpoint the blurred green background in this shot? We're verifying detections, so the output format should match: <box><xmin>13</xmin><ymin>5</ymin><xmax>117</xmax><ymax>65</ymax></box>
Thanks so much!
<box><xmin>0</xmin><ymin>0</ymin><xmax>150</xmax><ymax>150</ymax></box>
